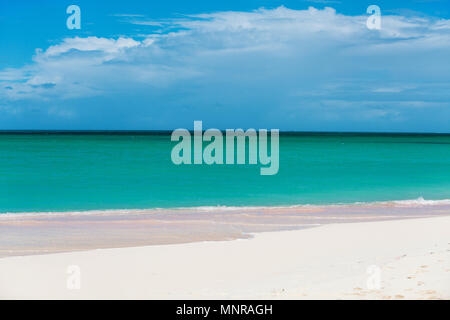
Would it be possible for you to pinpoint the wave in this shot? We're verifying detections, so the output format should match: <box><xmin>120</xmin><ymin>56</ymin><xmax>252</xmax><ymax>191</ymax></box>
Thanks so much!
<box><xmin>189</xmin><ymin>197</ymin><xmax>450</xmax><ymax>210</ymax></box>
<box><xmin>389</xmin><ymin>197</ymin><xmax>450</xmax><ymax>207</ymax></box>
<box><xmin>1</xmin><ymin>197</ymin><xmax>450</xmax><ymax>219</ymax></box>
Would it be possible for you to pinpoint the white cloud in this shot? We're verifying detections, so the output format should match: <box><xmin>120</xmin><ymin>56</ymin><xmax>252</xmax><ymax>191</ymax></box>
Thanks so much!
<box><xmin>1</xmin><ymin>6</ymin><xmax>450</xmax><ymax>130</ymax></box>
<box><xmin>40</xmin><ymin>37</ymin><xmax>140</xmax><ymax>58</ymax></box>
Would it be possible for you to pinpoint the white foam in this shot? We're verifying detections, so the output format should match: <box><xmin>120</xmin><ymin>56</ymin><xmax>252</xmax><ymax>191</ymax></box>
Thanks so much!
<box><xmin>1</xmin><ymin>197</ymin><xmax>450</xmax><ymax>219</ymax></box>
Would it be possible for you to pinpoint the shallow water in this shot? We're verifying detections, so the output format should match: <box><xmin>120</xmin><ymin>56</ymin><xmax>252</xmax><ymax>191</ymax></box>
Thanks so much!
<box><xmin>1</xmin><ymin>132</ymin><xmax>450</xmax><ymax>213</ymax></box>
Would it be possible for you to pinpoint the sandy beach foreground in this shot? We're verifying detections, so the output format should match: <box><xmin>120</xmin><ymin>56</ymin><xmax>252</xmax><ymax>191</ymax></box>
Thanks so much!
<box><xmin>0</xmin><ymin>216</ymin><xmax>449</xmax><ymax>299</ymax></box>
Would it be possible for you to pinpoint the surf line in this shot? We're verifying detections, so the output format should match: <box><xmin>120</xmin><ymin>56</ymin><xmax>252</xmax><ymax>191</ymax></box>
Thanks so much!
<box><xmin>171</xmin><ymin>121</ymin><xmax>279</xmax><ymax>175</ymax></box>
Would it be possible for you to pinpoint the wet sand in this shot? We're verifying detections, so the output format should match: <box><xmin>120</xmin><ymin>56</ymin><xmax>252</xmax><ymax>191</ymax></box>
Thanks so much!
<box><xmin>1</xmin><ymin>202</ymin><xmax>450</xmax><ymax>257</ymax></box>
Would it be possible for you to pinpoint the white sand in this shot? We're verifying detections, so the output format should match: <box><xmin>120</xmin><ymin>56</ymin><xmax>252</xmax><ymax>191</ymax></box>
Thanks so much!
<box><xmin>0</xmin><ymin>216</ymin><xmax>449</xmax><ymax>300</ymax></box>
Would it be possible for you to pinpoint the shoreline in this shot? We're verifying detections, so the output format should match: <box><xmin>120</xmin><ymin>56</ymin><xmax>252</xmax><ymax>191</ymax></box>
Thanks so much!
<box><xmin>1</xmin><ymin>216</ymin><xmax>449</xmax><ymax>299</ymax></box>
<box><xmin>2</xmin><ymin>196</ymin><xmax>450</xmax><ymax>218</ymax></box>
<box><xmin>2</xmin><ymin>201</ymin><xmax>450</xmax><ymax>258</ymax></box>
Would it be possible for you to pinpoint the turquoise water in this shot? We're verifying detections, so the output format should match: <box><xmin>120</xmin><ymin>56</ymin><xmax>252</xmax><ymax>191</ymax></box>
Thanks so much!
<box><xmin>1</xmin><ymin>133</ymin><xmax>450</xmax><ymax>213</ymax></box>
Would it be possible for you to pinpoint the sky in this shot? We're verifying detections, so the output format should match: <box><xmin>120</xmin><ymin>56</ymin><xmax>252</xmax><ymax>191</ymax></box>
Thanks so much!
<box><xmin>0</xmin><ymin>0</ymin><xmax>450</xmax><ymax>132</ymax></box>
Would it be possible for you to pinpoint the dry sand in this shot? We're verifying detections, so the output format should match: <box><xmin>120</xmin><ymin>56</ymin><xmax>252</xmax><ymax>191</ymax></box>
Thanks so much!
<box><xmin>0</xmin><ymin>216</ymin><xmax>449</xmax><ymax>299</ymax></box>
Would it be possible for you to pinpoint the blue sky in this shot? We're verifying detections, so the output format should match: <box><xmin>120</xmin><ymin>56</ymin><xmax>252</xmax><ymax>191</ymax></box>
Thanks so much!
<box><xmin>1</xmin><ymin>0</ymin><xmax>450</xmax><ymax>131</ymax></box>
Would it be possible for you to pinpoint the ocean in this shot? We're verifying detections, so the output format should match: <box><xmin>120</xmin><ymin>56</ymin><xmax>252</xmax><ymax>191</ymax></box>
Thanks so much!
<box><xmin>1</xmin><ymin>132</ymin><xmax>450</xmax><ymax>213</ymax></box>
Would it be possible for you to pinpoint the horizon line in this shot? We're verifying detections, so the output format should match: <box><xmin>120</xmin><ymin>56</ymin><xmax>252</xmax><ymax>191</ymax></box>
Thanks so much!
<box><xmin>1</xmin><ymin>130</ymin><xmax>450</xmax><ymax>136</ymax></box>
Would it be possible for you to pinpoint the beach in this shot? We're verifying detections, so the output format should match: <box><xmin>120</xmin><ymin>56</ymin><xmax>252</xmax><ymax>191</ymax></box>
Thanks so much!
<box><xmin>1</xmin><ymin>134</ymin><xmax>450</xmax><ymax>299</ymax></box>
<box><xmin>2</xmin><ymin>0</ymin><xmax>450</xmax><ymax>305</ymax></box>
<box><xmin>1</xmin><ymin>215</ymin><xmax>449</xmax><ymax>299</ymax></box>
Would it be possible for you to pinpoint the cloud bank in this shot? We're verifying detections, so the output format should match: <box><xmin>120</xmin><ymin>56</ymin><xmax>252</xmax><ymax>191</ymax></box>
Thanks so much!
<box><xmin>1</xmin><ymin>6</ymin><xmax>450</xmax><ymax>131</ymax></box>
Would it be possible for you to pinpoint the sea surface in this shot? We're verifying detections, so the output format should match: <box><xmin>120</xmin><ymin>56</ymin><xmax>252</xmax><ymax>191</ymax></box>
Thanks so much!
<box><xmin>1</xmin><ymin>132</ymin><xmax>450</xmax><ymax>213</ymax></box>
